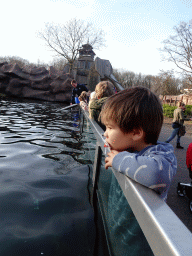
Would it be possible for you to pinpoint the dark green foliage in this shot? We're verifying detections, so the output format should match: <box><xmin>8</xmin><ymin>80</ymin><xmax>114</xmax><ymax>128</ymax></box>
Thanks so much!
<box><xmin>185</xmin><ymin>105</ymin><xmax>192</xmax><ymax>116</ymax></box>
<box><xmin>163</xmin><ymin>104</ymin><xmax>177</xmax><ymax>118</ymax></box>
<box><xmin>163</xmin><ymin>104</ymin><xmax>192</xmax><ymax>118</ymax></box>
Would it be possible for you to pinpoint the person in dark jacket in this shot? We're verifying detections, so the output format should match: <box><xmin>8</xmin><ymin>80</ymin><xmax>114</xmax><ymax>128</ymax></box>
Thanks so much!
<box><xmin>70</xmin><ymin>79</ymin><xmax>88</xmax><ymax>104</ymax></box>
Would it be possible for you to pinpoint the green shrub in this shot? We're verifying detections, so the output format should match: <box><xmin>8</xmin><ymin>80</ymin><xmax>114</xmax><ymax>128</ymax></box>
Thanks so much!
<box><xmin>163</xmin><ymin>104</ymin><xmax>177</xmax><ymax>118</ymax></box>
<box><xmin>163</xmin><ymin>104</ymin><xmax>192</xmax><ymax>118</ymax></box>
<box><xmin>185</xmin><ymin>105</ymin><xmax>192</xmax><ymax>116</ymax></box>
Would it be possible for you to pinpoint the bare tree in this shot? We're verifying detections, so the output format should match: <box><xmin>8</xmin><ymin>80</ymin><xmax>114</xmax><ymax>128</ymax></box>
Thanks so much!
<box><xmin>38</xmin><ymin>18</ymin><xmax>106</xmax><ymax>72</ymax></box>
<box><xmin>113</xmin><ymin>69</ymin><xmax>136</xmax><ymax>88</ymax></box>
<box><xmin>180</xmin><ymin>75</ymin><xmax>192</xmax><ymax>90</ymax></box>
<box><xmin>0</xmin><ymin>56</ymin><xmax>31</xmax><ymax>68</ymax></box>
<box><xmin>113</xmin><ymin>68</ymin><xmax>181</xmax><ymax>96</ymax></box>
<box><xmin>160</xmin><ymin>21</ymin><xmax>192</xmax><ymax>77</ymax></box>
<box><xmin>49</xmin><ymin>57</ymin><xmax>68</xmax><ymax>71</ymax></box>
<box><xmin>157</xmin><ymin>70</ymin><xmax>180</xmax><ymax>96</ymax></box>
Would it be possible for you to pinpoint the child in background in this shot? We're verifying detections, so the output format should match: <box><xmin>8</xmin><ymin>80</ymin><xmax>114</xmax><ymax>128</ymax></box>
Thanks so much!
<box><xmin>89</xmin><ymin>81</ymin><xmax>115</xmax><ymax>129</ymax></box>
<box><xmin>78</xmin><ymin>91</ymin><xmax>89</xmax><ymax>110</ymax></box>
<box><xmin>99</xmin><ymin>87</ymin><xmax>177</xmax><ymax>255</ymax></box>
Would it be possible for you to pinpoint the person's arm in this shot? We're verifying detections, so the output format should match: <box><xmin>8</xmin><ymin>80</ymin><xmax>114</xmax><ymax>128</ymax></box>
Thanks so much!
<box><xmin>80</xmin><ymin>101</ymin><xmax>88</xmax><ymax>110</ymax></box>
<box><xmin>110</xmin><ymin>146</ymin><xmax>177</xmax><ymax>192</ymax></box>
<box><xmin>179</xmin><ymin>109</ymin><xmax>185</xmax><ymax>122</ymax></box>
<box><xmin>71</xmin><ymin>88</ymin><xmax>75</xmax><ymax>104</ymax></box>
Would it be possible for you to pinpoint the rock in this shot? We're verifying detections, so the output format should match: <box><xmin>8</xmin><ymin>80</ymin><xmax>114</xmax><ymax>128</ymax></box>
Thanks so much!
<box><xmin>0</xmin><ymin>62</ymin><xmax>8</xmax><ymax>68</ymax></box>
<box><xmin>48</xmin><ymin>66</ymin><xmax>59</xmax><ymax>79</ymax></box>
<box><xmin>0</xmin><ymin>71</ymin><xmax>6</xmax><ymax>79</ymax></box>
<box><xmin>1</xmin><ymin>63</ymin><xmax>30</xmax><ymax>80</ymax></box>
<box><xmin>30</xmin><ymin>81</ymin><xmax>51</xmax><ymax>91</ymax></box>
<box><xmin>0</xmin><ymin>63</ymin><xmax>74</xmax><ymax>103</ymax></box>
<box><xmin>55</xmin><ymin>92</ymin><xmax>72</xmax><ymax>102</ymax></box>
<box><xmin>50</xmin><ymin>80</ymin><xmax>64</xmax><ymax>94</ymax></box>
<box><xmin>62</xmin><ymin>78</ymin><xmax>73</xmax><ymax>91</ymax></box>
<box><xmin>0</xmin><ymin>82</ymin><xmax>7</xmax><ymax>91</ymax></box>
<box><xmin>50</xmin><ymin>78</ymin><xmax>72</xmax><ymax>94</ymax></box>
<box><xmin>22</xmin><ymin>87</ymin><xmax>55</xmax><ymax>101</ymax></box>
<box><xmin>5</xmin><ymin>78</ymin><xmax>30</xmax><ymax>96</ymax></box>
<box><xmin>94</xmin><ymin>57</ymin><xmax>112</xmax><ymax>79</ymax></box>
<box><xmin>23</xmin><ymin>65</ymin><xmax>47</xmax><ymax>75</ymax></box>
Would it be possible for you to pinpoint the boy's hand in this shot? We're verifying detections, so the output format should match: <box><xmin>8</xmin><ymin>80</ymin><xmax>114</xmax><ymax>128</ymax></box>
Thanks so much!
<box><xmin>105</xmin><ymin>150</ymin><xmax>119</xmax><ymax>169</ymax></box>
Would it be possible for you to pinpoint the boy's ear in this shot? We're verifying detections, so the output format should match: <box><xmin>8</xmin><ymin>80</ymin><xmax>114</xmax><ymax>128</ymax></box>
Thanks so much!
<box><xmin>132</xmin><ymin>128</ymin><xmax>144</xmax><ymax>141</ymax></box>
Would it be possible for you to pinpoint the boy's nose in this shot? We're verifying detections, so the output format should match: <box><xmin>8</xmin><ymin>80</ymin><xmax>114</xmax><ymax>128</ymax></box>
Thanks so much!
<box><xmin>103</xmin><ymin>131</ymin><xmax>107</xmax><ymax>138</ymax></box>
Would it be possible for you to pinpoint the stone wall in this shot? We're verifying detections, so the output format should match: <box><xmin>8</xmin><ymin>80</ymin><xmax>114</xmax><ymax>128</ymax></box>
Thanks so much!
<box><xmin>0</xmin><ymin>62</ymin><xmax>74</xmax><ymax>103</ymax></box>
<box><xmin>162</xmin><ymin>94</ymin><xmax>192</xmax><ymax>105</ymax></box>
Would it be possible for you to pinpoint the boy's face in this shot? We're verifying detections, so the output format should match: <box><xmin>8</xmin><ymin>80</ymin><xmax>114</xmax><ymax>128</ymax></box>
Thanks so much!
<box><xmin>72</xmin><ymin>82</ymin><xmax>77</xmax><ymax>88</ymax></box>
<box><xmin>104</xmin><ymin>120</ymin><xmax>135</xmax><ymax>151</ymax></box>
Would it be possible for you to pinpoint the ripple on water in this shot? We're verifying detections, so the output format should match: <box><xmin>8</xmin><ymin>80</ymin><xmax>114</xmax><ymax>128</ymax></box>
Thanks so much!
<box><xmin>0</xmin><ymin>99</ymin><xmax>96</xmax><ymax>255</ymax></box>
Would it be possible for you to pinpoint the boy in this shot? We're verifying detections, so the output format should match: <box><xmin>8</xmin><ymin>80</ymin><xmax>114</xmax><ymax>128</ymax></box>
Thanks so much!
<box><xmin>100</xmin><ymin>86</ymin><xmax>177</xmax><ymax>201</ymax></box>
<box><xmin>99</xmin><ymin>87</ymin><xmax>177</xmax><ymax>255</ymax></box>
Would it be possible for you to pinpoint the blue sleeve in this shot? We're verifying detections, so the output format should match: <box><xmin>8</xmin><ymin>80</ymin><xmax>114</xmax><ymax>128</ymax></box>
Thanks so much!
<box><xmin>112</xmin><ymin>147</ymin><xmax>177</xmax><ymax>194</ymax></box>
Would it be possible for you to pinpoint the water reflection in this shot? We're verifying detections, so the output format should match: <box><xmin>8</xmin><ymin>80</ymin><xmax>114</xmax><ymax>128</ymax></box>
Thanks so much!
<box><xmin>0</xmin><ymin>98</ymin><xmax>89</xmax><ymax>172</ymax></box>
<box><xmin>0</xmin><ymin>97</ymin><xmax>97</xmax><ymax>256</ymax></box>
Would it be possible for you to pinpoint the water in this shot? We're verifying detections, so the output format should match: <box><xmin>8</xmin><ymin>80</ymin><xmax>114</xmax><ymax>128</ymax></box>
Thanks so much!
<box><xmin>0</xmin><ymin>98</ymin><xmax>97</xmax><ymax>256</ymax></box>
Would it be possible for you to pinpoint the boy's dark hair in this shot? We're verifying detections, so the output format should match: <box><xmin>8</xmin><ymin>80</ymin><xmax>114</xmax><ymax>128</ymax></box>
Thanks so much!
<box><xmin>100</xmin><ymin>87</ymin><xmax>163</xmax><ymax>144</ymax></box>
<box><xmin>71</xmin><ymin>79</ymin><xmax>76</xmax><ymax>85</ymax></box>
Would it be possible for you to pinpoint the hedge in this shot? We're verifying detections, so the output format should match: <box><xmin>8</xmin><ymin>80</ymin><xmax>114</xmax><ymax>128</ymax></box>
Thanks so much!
<box><xmin>163</xmin><ymin>104</ymin><xmax>192</xmax><ymax>118</ymax></box>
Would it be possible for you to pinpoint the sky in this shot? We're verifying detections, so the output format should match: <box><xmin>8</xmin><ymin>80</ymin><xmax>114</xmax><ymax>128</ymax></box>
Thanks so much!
<box><xmin>0</xmin><ymin>0</ymin><xmax>192</xmax><ymax>77</ymax></box>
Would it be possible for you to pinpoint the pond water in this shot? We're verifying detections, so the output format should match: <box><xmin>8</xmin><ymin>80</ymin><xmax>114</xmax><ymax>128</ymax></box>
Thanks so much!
<box><xmin>0</xmin><ymin>97</ymin><xmax>98</xmax><ymax>256</ymax></box>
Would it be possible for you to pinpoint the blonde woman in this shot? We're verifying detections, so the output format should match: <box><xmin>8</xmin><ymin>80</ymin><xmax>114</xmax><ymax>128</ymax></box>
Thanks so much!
<box><xmin>78</xmin><ymin>91</ymin><xmax>89</xmax><ymax>110</ymax></box>
<box><xmin>89</xmin><ymin>81</ymin><xmax>115</xmax><ymax>129</ymax></box>
<box><xmin>165</xmin><ymin>101</ymin><xmax>185</xmax><ymax>149</ymax></box>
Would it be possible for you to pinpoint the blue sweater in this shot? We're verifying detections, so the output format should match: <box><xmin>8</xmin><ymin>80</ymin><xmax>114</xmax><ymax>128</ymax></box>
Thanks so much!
<box><xmin>112</xmin><ymin>141</ymin><xmax>177</xmax><ymax>201</ymax></box>
<box><xmin>106</xmin><ymin>142</ymin><xmax>177</xmax><ymax>255</ymax></box>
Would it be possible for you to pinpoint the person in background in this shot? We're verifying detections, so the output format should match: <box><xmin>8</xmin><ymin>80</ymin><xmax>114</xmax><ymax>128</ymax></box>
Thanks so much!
<box><xmin>70</xmin><ymin>79</ymin><xmax>89</xmax><ymax>105</ymax></box>
<box><xmin>78</xmin><ymin>91</ymin><xmax>89</xmax><ymax>111</ymax></box>
<box><xmin>165</xmin><ymin>102</ymin><xmax>185</xmax><ymax>149</ymax></box>
<box><xmin>89</xmin><ymin>81</ymin><xmax>115</xmax><ymax>129</ymax></box>
<box><xmin>90</xmin><ymin>91</ymin><xmax>97</xmax><ymax>101</ymax></box>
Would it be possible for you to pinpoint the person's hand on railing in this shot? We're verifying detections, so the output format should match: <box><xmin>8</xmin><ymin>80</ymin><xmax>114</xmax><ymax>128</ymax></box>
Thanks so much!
<box><xmin>105</xmin><ymin>150</ymin><xmax>119</xmax><ymax>169</ymax></box>
<box><xmin>80</xmin><ymin>101</ymin><xmax>88</xmax><ymax>111</ymax></box>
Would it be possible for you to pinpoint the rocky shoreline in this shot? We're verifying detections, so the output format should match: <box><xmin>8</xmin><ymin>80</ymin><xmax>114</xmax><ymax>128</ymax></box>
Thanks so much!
<box><xmin>0</xmin><ymin>62</ymin><xmax>74</xmax><ymax>103</ymax></box>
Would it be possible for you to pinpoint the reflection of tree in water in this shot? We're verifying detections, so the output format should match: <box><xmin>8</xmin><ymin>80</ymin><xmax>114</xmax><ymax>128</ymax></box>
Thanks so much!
<box><xmin>1</xmin><ymin>97</ymin><xmax>92</xmax><ymax>166</ymax></box>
